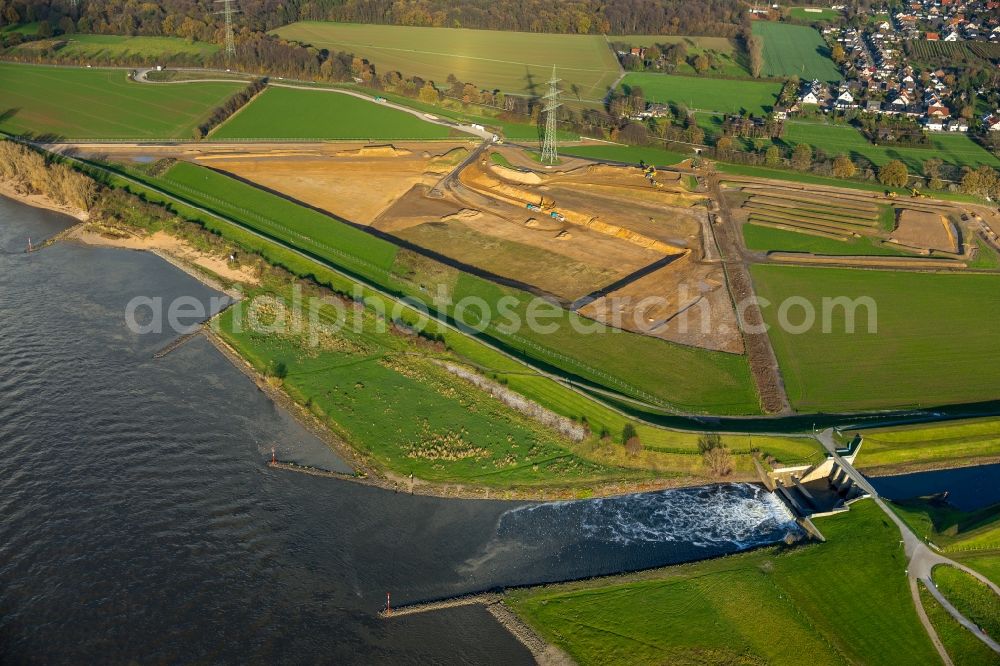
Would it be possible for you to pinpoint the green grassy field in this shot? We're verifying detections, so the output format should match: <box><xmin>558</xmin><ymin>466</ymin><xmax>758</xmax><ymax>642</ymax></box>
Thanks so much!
<box><xmin>933</xmin><ymin>565</ymin><xmax>1000</xmax><ymax>639</ymax></box>
<box><xmin>215</xmin><ymin>282</ymin><xmax>642</xmax><ymax>489</ymax></box>
<box><xmin>918</xmin><ymin>582</ymin><xmax>999</xmax><ymax>666</ymax></box>
<box><xmin>956</xmin><ymin>554</ymin><xmax>1000</xmax><ymax>587</ymax></box>
<box><xmin>751</xmin><ymin>265</ymin><xmax>1000</xmax><ymax>412</ymax></box>
<box><xmin>742</xmin><ymin>223</ymin><xmax>913</xmax><ymax>256</ymax></box>
<box><xmin>621</xmin><ymin>72</ymin><xmax>781</xmax><ymax>115</ymax></box>
<box><xmin>560</xmin><ymin>143</ymin><xmax>688</xmax><ymax>166</ymax></box>
<box><xmin>4</xmin><ymin>34</ymin><xmax>218</xmax><ymax>61</ymax></box>
<box><xmin>508</xmin><ymin>501</ymin><xmax>939</xmax><ymax>665</ymax></box>
<box><xmin>789</xmin><ymin>7</ymin><xmax>842</xmax><ymax>21</ymax></box>
<box><xmin>781</xmin><ymin>121</ymin><xmax>1000</xmax><ymax>174</ymax></box>
<box><xmin>851</xmin><ymin>419</ymin><xmax>1000</xmax><ymax>475</ymax></box>
<box><xmin>889</xmin><ymin>496</ymin><xmax>1000</xmax><ymax>552</ymax></box>
<box><xmin>211</xmin><ymin>86</ymin><xmax>458</xmax><ymax>139</ymax></box>
<box><xmin>0</xmin><ymin>63</ymin><xmax>244</xmax><ymax>139</ymax></box>
<box><xmin>0</xmin><ymin>22</ymin><xmax>39</xmax><ymax>35</ymax></box>
<box><xmin>127</xmin><ymin>160</ymin><xmax>759</xmax><ymax>414</ymax></box>
<box><xmin>751</xmin><ymin>21</ymin><xmax>841</xmax><ymax>82</ymax></box>
<box><xmin>271</xmin><ymin>21</ymin><xmax>621</xmax><ymax>100</ymax></box>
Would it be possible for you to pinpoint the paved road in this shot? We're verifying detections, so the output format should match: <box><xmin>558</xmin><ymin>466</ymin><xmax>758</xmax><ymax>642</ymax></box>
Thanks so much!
<box><xmin>817</xmin><ymin>429</ymin><xmax>1000</xmax><ymax>661</ymax></box>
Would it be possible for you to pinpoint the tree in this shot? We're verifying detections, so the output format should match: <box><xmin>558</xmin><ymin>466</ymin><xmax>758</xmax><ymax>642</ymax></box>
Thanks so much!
<box><xmin>621</xmin><ymin>423</ymin><xmax>637</xmax><ymax>445</ymax></box>
<box><xmin>715</xmin><ymin>135</ymin><xmax>734</xmax><ymax>156</ymax></box>
<box><xmin>791</xmin><ymin>143</ymin><xmax>812</xmax><ymax>171</ymax></box>
<box><xmin>748</xmin><ymin>36</ymin><xmax>764</xmax><ymax>78</ymax></box>
<box><xmin>704</xmin><ymin>446</ymin><xmax>733</xmax><ymax>476</ymax></box>
<box><xmin>764</xmin><ymin>145</ymin><xmax>781</xmax><ymax>166</ymax></box>
<box><xmin>831</xmin><ymin>43</ymin><xmax>846</xmax><ymax>64</ymax></box>
<box><xmin>688</xmin><ymin>125</ymin><xmax>705</xmax><ymax>145</ymax></box>
<box><xmin>832</xmin><ymin>154</ymin><xmax>856</xmax><ymax>178</ymax></box>
<box><xmin>878</xmin><ymin>159</ymin><xmax>909</xmax><ymax>188</ymax></box>
<box><xmin>697</xmin><ymin>433</ymin><xmax>722</xmax><ymax>453</ymax></box>
<box><xmin>625</xmin><ymin>435</ymin><xmax>643</xmax><ymax>457</ymax></box>
<box><xmin>418</xmin><ymin>81</ymin><xmax>440</xmax><ymax>104</ymax></box>
<box><xmin>37</xmin><ymin>20</ymin><xmax>52</xmax><ymax>37</ymax></box>
<box><xmin>692</xmin><ymin>54</ymin><xmax>710</xmax><ymax>73</ymax></box>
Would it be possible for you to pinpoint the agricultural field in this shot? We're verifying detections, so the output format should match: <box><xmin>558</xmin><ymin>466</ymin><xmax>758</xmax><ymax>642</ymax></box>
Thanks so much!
<box><xmin>0</xmin><ymin>22</ymin><xmax>39</xmax><ymax>35</ymax></box>
<box><xmin>751</xmin><ymin>21</ymin><xmax>841</xmax><ymax>82</ymax></box>
<box><xmin>918</xmin><ymin>583</ymin><xmax>999</xmax><ymax>666</ymax></box>
<box><xmin>508</xmin><ymin>501</ymin><xmax>939</xmax><ymax>665</ymax></box>
<box><xmin>621</xmin><ymin>72</ymin><xmax>782</xmax><ymax>115</ymax></box>
<box><xmin>781</xmin><ymin>120</ymin><xmax>1000</xmax><ymax>173</ymax></box>
<box><xmin>0</xmin><ymin>63</ymin><xmax>244</xmax><ymax>139</ymax></box>
<box><xmin>751</xmin><ymin>265</ymin><xmax>1000</xmax><ymax>412</ymax></box>
<box><xmin>3</xmin><ymin>34</ymin><xmax>218</xmax><ymax>62</ymax></box>
<box><xmin>908</xmin><ymin>39</ymin><xmax>1000</xmax><ymax>68</ymax></box>
<box><xmin>271</xmin><ymin>21</ymin><xmax>621</xmax><ymax>100</ymax></box>
<box><xmin>211</xmin><ymin>86</ymin><xmax>459</xmax><ymax>140</ymax></box>
<box><xmin>124</xmin><ymin>159</ymin><xmax>759</xmax><ymax>414</ymax></box>
<box><xmin>849</xmin><ymin>419</ymin><xmax>1000</xmax><ymax>475</ymax></box>
<box><xmin>788</xmin><ymin>7</ymin><xmax>842</xmax><ymax>22</ymax></box>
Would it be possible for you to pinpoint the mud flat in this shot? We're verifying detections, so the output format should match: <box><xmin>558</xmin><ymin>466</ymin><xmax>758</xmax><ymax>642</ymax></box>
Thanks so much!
<box><xmin>891</xmin><ymin>209</ymin><xmax>958</xmax><ymax>254</ymax></box>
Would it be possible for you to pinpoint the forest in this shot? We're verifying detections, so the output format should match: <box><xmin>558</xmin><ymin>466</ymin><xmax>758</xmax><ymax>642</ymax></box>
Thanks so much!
<box><xmin>0</xmin><ymin>0</ymin><xmax>747</xmax><ymax>38</ymax></box>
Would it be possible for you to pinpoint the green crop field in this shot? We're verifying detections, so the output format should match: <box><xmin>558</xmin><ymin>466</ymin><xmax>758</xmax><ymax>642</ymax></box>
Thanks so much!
<box><xmin>933</xmin><ymin>565</ymin><xmax>1000</xmax><ymax>640</ymax></box>
<box><xmin>850</xmin><ymin>418</ymin><xmax>1000</xmax><ymax>475</ymax></box>
<box><xmin>271</xmin><ymin>21</ymin><xmax>621</xmax><ymax>100</ymax></box>
<box><xmin>789</xmin><ymin>7</ymin><xmax>841</xmax><ymax>21</ymax></box>
<box><xmin>0</xmin><ymin>63</ymin><xmax>244</xmax><ymax>139</ymax></box>
<box><xmin>621</xmin><ymin>73</ymin><xmax>781</xmax><ymax>115</ymax></box>
<box><xmin>4</xmin><ymin>34</ymin><xmax>218</xmax><ymax>61</ymax></box>
<box><xmin>751</xmin><ymin>265</ymin><xmax>1000</xmax><ymax>412</ymax></box>
<box><xmin>127</xmin><ymin>160</ymin><xmax>758</xmax><ymax>414</ymax></box>
<box><xmin>751</xmin><ymin>21</ymin><xmax>841</xmax><ymax>82</ymax></box>
<box><xmin>211</xmin><ymin>86</ymin><xmax>458</xmax><ymax>140</ymax></box>
<box><xmin>508</xmin><ymin>501</ymin><xmax>939</xmax><ymax>665</ymax></box>
<box><xmin>918</xmin><ymin>582</ymin><xmax>998</xmax><ymax>666</ymax></box>
<box><xmin>781</xmin><ymin>121</ymin><xmax>1000</xmax><ymax>173</ymax></box>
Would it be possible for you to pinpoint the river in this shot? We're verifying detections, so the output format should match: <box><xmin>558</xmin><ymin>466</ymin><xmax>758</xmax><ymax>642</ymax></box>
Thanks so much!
<box><xmin>0</xmin><ymin>196</ymin><xmax>801</xmax><ymax>663</ymax></box>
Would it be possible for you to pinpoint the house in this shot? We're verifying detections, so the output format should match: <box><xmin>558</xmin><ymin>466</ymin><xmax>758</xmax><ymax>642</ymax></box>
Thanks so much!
<box><xmin>946</xmin><ymin>118</ymin><xmax>969</xmax><ymax>132</ymax></box>
<box><xmin>983</xmin><ymin>113</ymin><xmax>1000</xmax><ymax>131</ymax></box>
<box><xmin>636</xmin><ymin>103</ymin><xmax>670</xmax><ymax>119</ymax></box>
<box><xmin>835</xmin><ymin>89</ymin><xmax>857</xmax><ymax>108</ymax></box>
<box><xmin>923</xmin><ymin>117</ymin><xmax>945</xmax><ymax>131</ymax></box>
<box><xmin>926</xmin><ymin>31</ymin><xmax>940</xmax><ymax>40</ymax></box>
<box><xmin>866</xmin><ymin>99</ymin><xmax>883</xmax><ymax>113</ymax></box>
<box><xmin>927</xmin><ymin>103</ymin><xmax>950</xmax><ymax>118</ymax></box>
<box><xmin>943</xmin><ymin>30</ymin><xmax>959</xmax><ymax>40</ymax></box>
<box><xmin>629</xmin><ymin>47</ymin><xmax>646</xmax><ymax>59</ymax></box>
<box><xmin>799</xmin><ymin>80</ymin><xmax>826</xmax><ymax>106</ymax></box>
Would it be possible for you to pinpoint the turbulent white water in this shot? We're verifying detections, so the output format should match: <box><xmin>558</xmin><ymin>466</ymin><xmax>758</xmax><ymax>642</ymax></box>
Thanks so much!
<box><xmin>496</xmin><ymin>483</ymin><xmax>800</xmax><ymax>549</ymax></box>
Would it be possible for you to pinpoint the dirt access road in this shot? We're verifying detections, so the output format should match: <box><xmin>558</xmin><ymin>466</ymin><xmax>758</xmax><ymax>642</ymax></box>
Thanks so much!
<box><xmin>708</xmin><ymin>173</ymin><xmax>791</xmax><ymax>415</ymax></box>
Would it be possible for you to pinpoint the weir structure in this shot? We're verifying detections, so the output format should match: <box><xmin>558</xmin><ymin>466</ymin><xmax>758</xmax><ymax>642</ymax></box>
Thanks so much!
<box><xmin>755</xmin><ymin>433</ymin><xmax>869</xmax><ymax>530</ymax></box>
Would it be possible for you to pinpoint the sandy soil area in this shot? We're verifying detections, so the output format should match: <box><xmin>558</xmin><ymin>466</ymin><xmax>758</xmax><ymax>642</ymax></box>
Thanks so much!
<box><xmin>578</xmin><ymin>254</ymin><xmax>744</xmax><ymax>353</ymax></box>
<box><xmin>196</xmin><ymin>145</ymin><xmax>469</xmax><ymax>225</ymax></box>
<box><xmin>71</xmin><ymin>227</ymin><xmax>259</xmax><ymax>285</ymax></box>
<box><xmin>0</xmin><ymin>180</ymin><xmax>89</xmax><ymax>222</ymax></box>
<box><xmin>891</xmin><ymin>209</ymin><xmax>958</xmax><ymax>254</ymax></box>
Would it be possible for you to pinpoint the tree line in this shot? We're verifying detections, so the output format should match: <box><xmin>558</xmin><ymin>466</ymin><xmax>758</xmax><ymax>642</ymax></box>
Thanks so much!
<box><xmin>193</xmin><ymin>77</ymin><xmax>267</xmax><ymax>138</ymax></box>
<box><xmin>0</xmin><ymin>0</ymin><xmax>747</xmax><ymax>39</ymax></box>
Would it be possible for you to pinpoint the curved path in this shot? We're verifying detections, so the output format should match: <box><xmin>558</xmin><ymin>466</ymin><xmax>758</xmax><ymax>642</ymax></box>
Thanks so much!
<box><xmin>818</xmin><ymin>429</ymin><xmax>1000</xmax><ymax>662</ymax></box>
<box><xmin>132</xmin><ymin>68</ymin><xmax>495</xmax><ymax>141</ymax></box>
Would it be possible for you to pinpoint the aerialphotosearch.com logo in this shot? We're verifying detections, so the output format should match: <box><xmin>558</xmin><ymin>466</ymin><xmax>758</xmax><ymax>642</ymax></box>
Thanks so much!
<box><xmin>124</xmin><ymin>282</ymin><xmax>878</xmax><ymax>343</ymax></box>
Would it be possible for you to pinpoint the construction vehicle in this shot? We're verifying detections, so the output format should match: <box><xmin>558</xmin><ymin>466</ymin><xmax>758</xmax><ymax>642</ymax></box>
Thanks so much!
<box><xmin>526</xmin><ymin>203</ymin><xmax>542</xmax><ymax>212</ymax></box>
<box><xmin>886</xmin><ymin>191</ymin><xmax>897</xmax><ymax>199</ymax></box>
<box><xmin>550</xmin><ymin>211</ymin><xmax>566</xmax><ymax>221</ymax></box>
<box><xmin>910</xmin><ymin>188</ymin><xmax>928</xmax><ymax>198</ymax></box>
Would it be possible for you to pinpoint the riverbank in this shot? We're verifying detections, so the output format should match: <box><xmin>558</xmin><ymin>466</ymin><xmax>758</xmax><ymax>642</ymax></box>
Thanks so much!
<box><xmin>0</xmin><ymin>179</ymin><xmax>89</xmax><ymax>223</ymax></box>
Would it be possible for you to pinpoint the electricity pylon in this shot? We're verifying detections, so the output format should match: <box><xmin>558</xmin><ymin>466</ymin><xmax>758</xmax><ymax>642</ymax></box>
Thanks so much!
<box><xmin>214</xmin><ymin>0</ymin><xmax>239</xmax><ymax>60</ymax></box>
<box><xmin>540</xmin><ymin>65</ymin><xmax>561</xmax><ymax>165</ymax></box>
